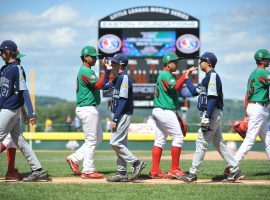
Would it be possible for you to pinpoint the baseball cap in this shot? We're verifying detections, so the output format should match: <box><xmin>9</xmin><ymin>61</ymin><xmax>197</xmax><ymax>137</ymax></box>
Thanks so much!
<box><xmin>254</xmin><ymin>49</ymin><xmax>270</xmax><ymax>61</ymax></box>
<box><xmin>108</xmin><ymin>53</ymin><xmax>128</xmax><ymax>66</ymax></box>
<box><xmin>162</xmin><ymin>52</ymin><xmax>184</xmax><ymax>65</ymax></box>
<box><xmin>0</xmin><ymin>40</ymin><xmax>17</xmax><ymax>51</ymax></box>
<box><xmin>81</xmin><ymin>45</ymin><xmax>100</xmax><ymax>57</ymax></box>
<box><xmin>198</xmin><ymin>52</ymin><xmax>217</xmax><ymax>67</ymax></box>
<box><xmin>16</xmin><ymin>50</ymin><xmax>25</xmax><ymax>59</ymax></box>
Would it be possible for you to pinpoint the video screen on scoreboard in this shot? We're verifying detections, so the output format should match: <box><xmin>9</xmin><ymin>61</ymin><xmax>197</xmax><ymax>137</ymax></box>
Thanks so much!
<box><xmin>121</xmin><ymin>30</ymin><xmax>176</xmax><ymax>57</ymax></box>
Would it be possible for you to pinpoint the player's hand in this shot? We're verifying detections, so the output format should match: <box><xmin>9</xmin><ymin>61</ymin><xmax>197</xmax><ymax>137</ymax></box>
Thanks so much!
<box><xmin>201</xmin><ymin>117</ymin><xmax>210</xmax><ymax>132</ymax></box>
<box><xmin>29</xmin><ymin>115</ymin><xmax>37</xmax><ymax>125</ymax></box>
<box><xmin>110</xmin><ymin>121</ymin><xmax>117</xmax><ymax>131</ymax></box>
<box><xmin>102</xmin><ymin>58</ymin><xmax>112</xmax><ymax>70</ymax></box>
<box><xmin>185</xmin><ymin>66</ymin><xmax>198</xmax><ymax>78</ymax></box>
<box><xmin>23</xmin><ymin>115</ymin><xmax>29</xmax><ymax>125</ymax></box>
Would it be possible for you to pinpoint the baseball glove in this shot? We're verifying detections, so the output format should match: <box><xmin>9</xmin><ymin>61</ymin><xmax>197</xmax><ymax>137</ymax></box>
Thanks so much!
<box><xmin>233</xmin><ymin>117</ymin><xmax>248</xmax><ymax>139</ymax></box>
<box><xmin>176</xmin><ymin>113</ymin><xmax>188</xmax><ymax>137</ymax></box>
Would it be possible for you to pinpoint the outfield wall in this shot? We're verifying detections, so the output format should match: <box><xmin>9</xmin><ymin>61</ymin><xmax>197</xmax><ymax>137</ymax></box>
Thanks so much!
<box><xmin>22</xmin><ymin>132</ymin><xmax>265</xmax><ymax>151</ymax></box>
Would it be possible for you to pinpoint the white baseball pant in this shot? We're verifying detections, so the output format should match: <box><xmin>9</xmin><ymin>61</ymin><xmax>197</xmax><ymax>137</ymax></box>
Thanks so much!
<box><xmin>68</xmin><ymin>106</ymin><xmax>103</xmax><ymax>173</ymax></box>
<box><xmin>234</xmin><ymin>103</ymin><xmax>270</xmax><ymax>163</ymax></box>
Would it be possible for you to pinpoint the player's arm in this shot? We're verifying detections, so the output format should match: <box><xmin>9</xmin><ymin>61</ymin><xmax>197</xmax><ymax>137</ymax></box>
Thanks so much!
<box><xmin>81</xmin><ymin>71</ymin><xmax>104</xmax><ymax>90</ymax></box>
<box><xmin>185</xmin><ymin>78</ymin><xmax>200</xmax><ymax>96</ymax></box>
<box><xmin>259</xmin><ymin>71</ymin><xmax>270</xmax><ymax>86</ymax></box>
<box><xmin>112</xmin><ymin>76</ymin><xmax>129</xmax><ymax>124</ymax></box>
<box><xmin>160</xmin><ymin>73</ymin><xmax>186</xmax><ymax>92</ymax></box>
<box><xmin>204</xmin><ymin>73</ymin><xmax>220</xmax><ymax>119</ymax></box>
<box><xmin>102</xmin><ymin>69</ymin><xmax>114</xmax><ymax>90</ymax></box>
<box><xmin>15</xmin><ymin>66</ymin><xmax>36</xmax><ymax>124</ymax></box>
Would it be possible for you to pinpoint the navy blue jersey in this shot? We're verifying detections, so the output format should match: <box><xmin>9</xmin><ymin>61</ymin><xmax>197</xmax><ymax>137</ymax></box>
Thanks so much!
<box><xmin>103</xmin><ymin>70</ymin><xmax>133</xmax><ymax>123</ymax></box>
<box><xmin>186</xmin><ymin>69</ymin><xmax>223</xmax><ymax>118</ymax></box>
<box><xmin>0</xmin><ymin>61</ymin><xmax>27</xmax><ymax>109</ymax></box>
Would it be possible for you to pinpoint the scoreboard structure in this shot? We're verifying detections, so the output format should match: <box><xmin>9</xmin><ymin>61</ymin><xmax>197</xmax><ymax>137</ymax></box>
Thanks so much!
<box><xmin>98</xmin><ymin>6</ymin><xmax>200</xmax><ymax>104</ymax></box>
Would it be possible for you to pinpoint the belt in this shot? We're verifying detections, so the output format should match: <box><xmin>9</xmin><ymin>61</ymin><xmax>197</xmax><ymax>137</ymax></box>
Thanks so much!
<box><xmin>249</xmin><ymin>102</ymin><xmax>268</xmax><ymax>107</ymax></box>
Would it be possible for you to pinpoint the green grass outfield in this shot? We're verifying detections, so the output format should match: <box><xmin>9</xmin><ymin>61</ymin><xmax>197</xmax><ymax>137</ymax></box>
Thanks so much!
<box><xmin>0</xmin><ymin>150</ymin><xmax>270</xmax><ymax>200</ymax></box>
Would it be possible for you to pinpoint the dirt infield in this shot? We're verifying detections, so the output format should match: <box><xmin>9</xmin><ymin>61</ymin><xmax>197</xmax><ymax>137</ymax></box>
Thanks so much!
<box><xmin>1</xmin><ymin>151</ymin><xmax>268</xmax><ymax>185</ymax></box>
<box><xmin>1</xmin><ymin>177</ymin><xmax>270</xmax><ymax>185</ymax></box>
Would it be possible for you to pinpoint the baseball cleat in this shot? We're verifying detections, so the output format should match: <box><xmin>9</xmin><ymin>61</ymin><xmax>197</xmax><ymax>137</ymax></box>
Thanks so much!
<box><xmin>227</xmin><ymin>170</ymin><xmax>245</xmax><ymax>182</ymax></box>
<box><xmin>223</xmin><ymin>166</ymin><xmax>230</xmax><ymax>177</ymax></box>
<box><xmin>22</xmin><ymin>169</ymin><xmax>49</xmax><ymax>182</ymax></box>
<box><xmin>66</xmin><ymin>157</ymin><xmax>81</xmax><ymax>175</ymax></box>
<box><xmin>107</xmin><ymin>172</ymin><xmax>129</xmax><ymax>182</ymax></box>
<box><xmin>5</xmin><ymin>169</ymin><xmax>23</xmax><ymax>181</ymax></box>
<box><xmin>177</xmin><ymin>173</ymin><xmax>197</xmax><ymax>183</ymax></box>
<box><xmin>168</xmin><ymin>168</ymin><xmax>185</xmax><ymax>179</ymax></box>
<box><xmin>81</xmin><ymin>172</ymin><xmax>104</xmax><ymax>179</ymax></box>
<box><xmin>129</xmin><ymin>160</ymin><xmax>146</xmax><ymax>180</ymax></box>
<box><xmin>149</xmin><ymin>170</ymin><xmax>170</xmax><ymax>179</ymax></box>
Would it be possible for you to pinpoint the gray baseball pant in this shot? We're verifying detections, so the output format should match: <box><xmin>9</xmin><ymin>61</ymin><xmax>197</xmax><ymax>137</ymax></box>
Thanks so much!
<box><xmin>0</xmin><ymin>108</ymin><xmax>42</xmax><ymax>170</ymax></box>
<box><xmin>189</xmin><ymin>108</ymin><xmax>239</xmax><ymax>175</ymax></box>
<box><xmin>110</xmin><ymin>114</ymin><xmax>137</xmax><ymax>172</ymax></box>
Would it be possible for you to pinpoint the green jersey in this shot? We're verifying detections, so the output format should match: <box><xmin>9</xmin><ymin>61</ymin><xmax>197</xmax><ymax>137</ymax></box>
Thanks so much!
<box><xmin>154</xmin><ymin>70</ymin><xmax>179</xmax><ymax>110</ymax></box>
<box><xmin>76</xmin><ymin>66</ymin><xmax>101</xmax><ymax>106</ymax></box>
<box><xmin>247</xmin><ymin>67</ymin><xmax>270</xmax><ymax>104</ymax></box>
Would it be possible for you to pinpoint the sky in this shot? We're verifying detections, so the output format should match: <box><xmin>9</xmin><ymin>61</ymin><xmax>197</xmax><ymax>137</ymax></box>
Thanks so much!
<box><xmin>0</xmin><ymin>0</ymin><xmax>270</xmax><ymax>101</ymax></box>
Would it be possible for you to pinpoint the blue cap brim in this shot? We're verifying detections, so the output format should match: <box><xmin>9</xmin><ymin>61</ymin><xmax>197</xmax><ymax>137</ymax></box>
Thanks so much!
<box><xmin>108</xmin><ymin>57</ymin><xmax>120</xmax><ymax>64</ymax></box>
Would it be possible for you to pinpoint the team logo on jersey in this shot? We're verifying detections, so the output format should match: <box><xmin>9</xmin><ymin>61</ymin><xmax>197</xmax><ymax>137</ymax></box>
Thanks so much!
<box><xmin>98</xmin><ymin>34</ymin><xmax>122</xmax><ymax>54</ymax></box>
<box><xmin>91</xmin><ymin>75</ymin><xmax>96</xmax><ymax>79</ymax></box>
<box><xmin>176</xmin><ymin>34</ymin><xmax>200</xmax><ymax>54</ymax></box>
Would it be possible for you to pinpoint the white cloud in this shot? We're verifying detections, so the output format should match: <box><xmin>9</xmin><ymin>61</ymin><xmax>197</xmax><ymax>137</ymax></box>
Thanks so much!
<box><xmin>40</xmin><ymin>5</ymin><xmax>79</xmax><ymax>25</ymax></box>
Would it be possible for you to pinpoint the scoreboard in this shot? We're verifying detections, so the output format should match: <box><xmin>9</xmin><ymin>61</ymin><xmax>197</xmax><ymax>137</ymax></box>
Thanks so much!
<box><xmin>98</xmin><ymin>6</ymin><xmax>200</xmax><ymax>101</ymax></box>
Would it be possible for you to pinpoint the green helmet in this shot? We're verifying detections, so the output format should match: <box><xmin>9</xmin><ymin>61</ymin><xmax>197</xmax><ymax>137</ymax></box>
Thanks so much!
<box><xmin>254</xmin><ymin>49</ymin><xmax>270</xmax><ymax>61</ymax></box>
<box><xmin>162</xmin><ymin>52</ymin><xmax>184</xmax><ymax>65</ymax></box>
<box><xmin>81</xmin><ymin>46</ymin><xmax>100</xmax><ymax>57</ymax></box>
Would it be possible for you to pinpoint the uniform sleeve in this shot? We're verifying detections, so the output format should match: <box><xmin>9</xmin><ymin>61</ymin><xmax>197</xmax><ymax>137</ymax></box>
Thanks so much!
<box><xmin>207</xmin><ymin>73</ymin><xmax>218</xmax><ymax>96</ymax></box>
<box><xmin>81</xmin><ymin>70</ymin><xmax>99</xmax><ymax>88</ymax></box>
<box><xmin>119</xmin><ymin>75</ymin><xmax>129</xmax><ymax>99</ymax></box>
<box><xmin>102</xmin><ymin>69</ymin><xmax>114</xmax><ymax>90</ymax></box>
<box><xmin>16</xmin><ymin>65</ymin><xmax>28</xmax><ymax>91</ymax></box>
<box><xmin>160</xmin><ymin>74</ymin><xmax>176</xmax><ymax>92</ymax></box>
<box><xmin>259</xmin><ymin>70</ymin><xmax>270</xmax><ymax>86</ymax></box>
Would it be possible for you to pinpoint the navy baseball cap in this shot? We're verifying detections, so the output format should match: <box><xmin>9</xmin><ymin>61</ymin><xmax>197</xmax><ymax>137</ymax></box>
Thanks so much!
<box><xmin>0</xmin><ymin>40</ymin><xmax>17</xmax><ymax>51</ymax></box>
<box><xmin>198</xmin><ymin>52</ymin><xmax>217</xmax><ymax>67</ymax></box>
<box><xmin>108</xmin><ymin>53</ymin><xmax>128</xmax><ymax>66</ymax></box>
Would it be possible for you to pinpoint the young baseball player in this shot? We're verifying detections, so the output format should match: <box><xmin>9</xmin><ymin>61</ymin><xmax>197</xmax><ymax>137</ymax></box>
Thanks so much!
<box><xmin>0</xmin><ymin>40</ymin><xmax>48</xmax><ymax>182</ymax></box>
<box><xmin>102</xmin><ymin>53</ymin><xmax>145</xmax><ymax>182</ymax></box>
<box><xmin>66</xmin><ymin>45</ymin><xmax>104</xmax><ymax>179</ymax></box>
<box><xmin>179</xmin><ymin>52</ymin><xmax>244</xmax><ymax>182</ymax></box>
<box><xmin>233</xmin><ymin>49</ymin><xmax>270</xmax><ymax>164</ymax></box>
<box><xmin>0</xmin><ymin>51</ymin><xmax>29</xmax><ymax>181</ymax></box>
<box><xmin>149</xmin><ymin>52</ymin><xmax>187</xmax><ymax>179</ymax></box>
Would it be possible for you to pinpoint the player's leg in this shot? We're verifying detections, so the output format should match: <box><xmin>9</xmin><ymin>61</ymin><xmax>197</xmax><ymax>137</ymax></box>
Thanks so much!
<box><xmin>9</xmin><ymin>112</ymin><xmax>47</xmax><ymax>181</ymax></box>
<box><xmin>234</xmin><ymin>104</ymin><xmax>264</xmax><ymax>163</ymax></box>
<box><xmin>163</xmin><ymin>111</ymin><xmax>184</xmax><ymax>178</ymax></box>
<box><xmin>149</xmin><ymin>108</ymin><xmax>170</xmax><ymax>179</ymax></box>
<box><xmin>3</xmin><ymin>134</ymin><xmax>20</xmax><ymax>180</ymax></box>
<box><xmin>110</xmin><ymin>114</ymin><xmax>145</xmax><ymax>180</ymax></box>
<box><xmin>80</xmin><ymin>106</ymin><xmax>103</xmax><ymax>179</ymax></box>
<box><xmin>179</xmin><ymin>110</ymin><xmax>217</xmax><ymax>182</ymax></box>
<box><xmin>257</xmin><ymin>107</ymin><xmax>270</xmax><ymax>159</ymax></box>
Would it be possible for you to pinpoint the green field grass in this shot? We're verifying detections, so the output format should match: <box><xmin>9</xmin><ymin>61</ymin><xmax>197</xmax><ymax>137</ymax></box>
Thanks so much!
<box><xmin>0</xmin><ymin>150</ymin><xmax>270</xmax><ymax>200</ymax></box>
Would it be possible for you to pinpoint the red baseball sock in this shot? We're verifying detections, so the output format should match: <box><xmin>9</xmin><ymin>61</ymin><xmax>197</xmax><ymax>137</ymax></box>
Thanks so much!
<box><xmin>7</xmin><ymin>148</ymin><xmax>16</xmax><ymax>172</ymax></box>
<box><xmin>151</xmin><ymin>146</ymin><xmax>162</xmax><ymax>173</ymax></box>
<box><xmin>170</xmin><ymin>146</ymin><xmax>181</xmax><ymax>170</ymax></box>
<box><xmin>1</xmin><ymin>143</ymin><xmax>6</xmax><ymax>153</ymax></box>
